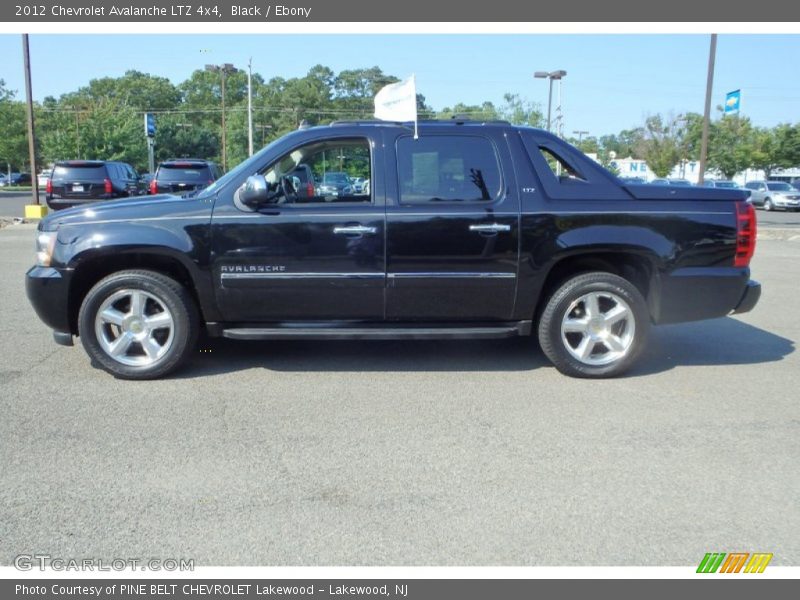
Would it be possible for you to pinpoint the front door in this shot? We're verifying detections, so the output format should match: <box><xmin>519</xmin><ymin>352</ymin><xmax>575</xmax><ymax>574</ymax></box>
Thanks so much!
<box><xmin>211</xmin><ymin>134</ymin><xmax>385</xmax><ymax>322</ymax></box>
<box><xmin>385</xmin><ymin>132</ymin><xmax>519</xmax><ymax>321</ymax></box>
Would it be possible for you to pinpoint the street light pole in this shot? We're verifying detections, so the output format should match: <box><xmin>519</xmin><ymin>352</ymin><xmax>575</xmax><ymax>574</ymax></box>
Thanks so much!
<box><xmin>206</xmin><ymin>63</ymin><xmax>238</xmax><ymax>171</ymax></box>
<box><xmin>22</xmin><ymin>34</ymin><xmax>40</xmax><ymax>208</ymax></box>
<box><xmin>534</xmin><ymin>70</ymin><xmax>567</xmax><ymax>133</ymax></box>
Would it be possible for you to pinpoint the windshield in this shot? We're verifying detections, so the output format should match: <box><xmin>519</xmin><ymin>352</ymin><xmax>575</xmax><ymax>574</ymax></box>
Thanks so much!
<box><xmin>158</xmin><ymin>165</ymin><xmax>212</xmax><ymax>182</ymax></box>
<box><xmin>195</xmin><ymin>136</ymin><xmax>287</xmax><ymax>198</ymax></box>
<box><xmin>767</xmin><ymin>182</ymin><xmax>792</xmax><ymax>191</ymax></box>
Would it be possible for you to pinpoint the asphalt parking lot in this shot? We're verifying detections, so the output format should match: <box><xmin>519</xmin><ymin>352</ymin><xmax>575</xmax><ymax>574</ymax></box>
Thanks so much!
<box><xmin>0</xmin><ymin>221</ymin><xmax>798</xmax><ymax>567</ymax></box>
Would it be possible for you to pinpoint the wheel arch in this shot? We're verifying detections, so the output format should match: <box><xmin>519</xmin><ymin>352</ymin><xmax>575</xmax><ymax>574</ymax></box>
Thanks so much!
<box><xmin>533</xmin><ymin>251</ymin><xmax>658</xmax><ymax>323</ymax></box>
<box><xmin>67</xmin><ymin>249</ymin><xmax>207</xmax><ymax>335</ymax></box>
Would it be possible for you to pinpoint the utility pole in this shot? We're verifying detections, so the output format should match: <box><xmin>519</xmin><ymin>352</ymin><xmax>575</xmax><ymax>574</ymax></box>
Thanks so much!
<box><xmin>206</xmin><ymin>63</ymin><xmax>238</xmax><ymax>171</ymax></box>
<box><xmin>247</xmin><ymin>58</ymin><xmax>254</xmax><ymax>156</ymax></box>
<box><xmin>22</xmin><ymin>34</ymin><xmax>43</xmax><ymax>216</ymax></box>
<box><xmin>698</xmin><ymin>34</ymin><xmax>717</xmax><ymax>186</ymax></box>
<box><xmin>573</xmin><ymin>130</ymin><xmax>589</xmax><ymax>147</ymax></box>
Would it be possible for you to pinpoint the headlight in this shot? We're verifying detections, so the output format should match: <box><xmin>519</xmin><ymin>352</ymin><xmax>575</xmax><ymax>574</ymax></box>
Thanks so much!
<box><xmin>35</xmin><ymin>231</ymin><xmax>57</xmax><ymax>267</ymax></box>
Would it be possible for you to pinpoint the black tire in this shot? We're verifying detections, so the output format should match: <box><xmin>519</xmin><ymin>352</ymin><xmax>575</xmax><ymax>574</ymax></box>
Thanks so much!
<box><xmin>78</xmin><ymin>269</ymin><xmax>199</xmax><ymax>379</ymax></box>
<box><xmin>537</xmin><ymin>272</ymin><xmax>649</xmax><ymax>378</ymax></box>
<box><xmin>763</xmin><ymin>198</ymin><xmax>773</xmax><ymax>211</ymax></box>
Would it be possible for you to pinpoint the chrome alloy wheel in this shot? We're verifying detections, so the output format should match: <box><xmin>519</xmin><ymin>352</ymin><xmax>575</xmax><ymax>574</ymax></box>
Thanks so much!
<box><xmin>560</xmin><ymin>291</ymin><xmax>635</xmax><ymax>366</ymax></box>
<box><xmin>94</xmin><ymin>289</ymin><xmax>175</xmax><ymax>367</ymax></box>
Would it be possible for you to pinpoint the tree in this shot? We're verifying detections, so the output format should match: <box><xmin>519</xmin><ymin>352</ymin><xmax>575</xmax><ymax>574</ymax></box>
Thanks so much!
<box><xmin>498</xmin><ymin>93</ymin><xmax>543</xmax><ymax>127</ymax></box>
<box><xmin>437</xmin><ymin>101</ymin><xmax>499</xmax><ymax>121</ymax></box>
<box><xmin>750</xmin><ymin>126</ymin><xmax>783</xmax><ymax>179</ymax></box>
<box><xmin>635</xmin><ymin>114</ymin><xmax>682</xmax><ymax>178</ymax></box>
<box><xmin>707</xmin><ymin>114</ymin><xmax>755</xmax><ymax>179</ymax></box>
<box><xmin>0</xmin><ymin>80</ymin><xmax>30</xmax><ymax>171</ymax></box>
<box><xmin>599</xmin><ymin>128</ymin><xmax>645</xmax><ymax>160</ymax></box>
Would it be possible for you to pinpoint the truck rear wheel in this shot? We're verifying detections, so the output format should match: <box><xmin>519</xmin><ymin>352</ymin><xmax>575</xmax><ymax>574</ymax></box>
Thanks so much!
<box><xmin>78</xmin><ymin>270</ymin><xmax>198</xmax><ymax>379</ymax></box>
<box><xmin>537</xmin><ymin>272</ymin><xmax>649</xmax><ymax>378</ymax></box>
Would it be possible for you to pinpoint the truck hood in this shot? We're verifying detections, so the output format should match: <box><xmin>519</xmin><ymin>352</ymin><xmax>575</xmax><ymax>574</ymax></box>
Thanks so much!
<box><xmin>39</xmin><ymin>194</ymin><xmax>211</xmax><ymax>231</ymax></box>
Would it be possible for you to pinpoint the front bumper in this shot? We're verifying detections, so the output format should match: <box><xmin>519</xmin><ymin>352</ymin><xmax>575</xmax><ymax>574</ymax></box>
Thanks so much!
<box><xmin>25</xmin><ymin>266</ymin><xmax>73</xmax><ymax>334</ymax></box>
<box><xmin>732</xmin><ymin>280</ymin><xmax>761</xmax><ymax>314</ymax></box>
<box><xmin>774</xmin><ymin>200</ymin><xmax>800</xmax><ymax>209</ymax></box>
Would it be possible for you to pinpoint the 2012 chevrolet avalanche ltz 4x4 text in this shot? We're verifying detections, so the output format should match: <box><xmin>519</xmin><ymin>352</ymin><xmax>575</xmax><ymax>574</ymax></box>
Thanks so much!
<box><xmin>26</xmin><ymin>120</ymin><xmax>760</xmax><ymax>379</ymax></box>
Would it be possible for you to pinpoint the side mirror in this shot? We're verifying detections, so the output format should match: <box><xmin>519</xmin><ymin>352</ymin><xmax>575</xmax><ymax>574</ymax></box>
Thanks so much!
<box><xmin>238</xmin><ymin>175</ymin><xmax>269</xmax><ymax>208</ymax></box>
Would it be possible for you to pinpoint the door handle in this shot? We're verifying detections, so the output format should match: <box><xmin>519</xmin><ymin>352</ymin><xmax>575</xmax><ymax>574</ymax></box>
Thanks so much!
<box><xmin>469</xmin><ymin>223</ymin><xmax>511</xmax><ymax>233</ymax></box>
<box><xmin>333</xmin><ymin>225</ymin><xmax>377</xmax><ymax>236</ymax></box>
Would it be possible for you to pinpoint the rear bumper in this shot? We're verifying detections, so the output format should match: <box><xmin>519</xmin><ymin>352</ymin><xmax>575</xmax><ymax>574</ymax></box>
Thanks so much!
<box><xmin>732</xmin><ymin>280</ymin><xmax>761</xmax><ymax>314</ymax></box>
<box><xmin>654</xmin><ymin>267</ymin><xmax>759</xmax><ymax>324</ymax></box>
<box><xmin>25</xmin><ymin>266</ymin><xmax>73</xmax><ymax>334</ymax></box>
<box><xmin>46</xmin><ymin>196</ymin><xmax>112</xmax><ymax>210</ymax></box>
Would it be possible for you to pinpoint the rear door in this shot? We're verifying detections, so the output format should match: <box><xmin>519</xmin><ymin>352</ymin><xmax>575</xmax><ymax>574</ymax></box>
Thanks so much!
<box><xmin>385</xmin><ymin>130</ymin><xmax>520</xmax><ymax>321</ymax></box>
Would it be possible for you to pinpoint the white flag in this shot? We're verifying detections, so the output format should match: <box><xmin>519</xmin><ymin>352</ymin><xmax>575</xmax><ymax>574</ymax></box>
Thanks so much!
<box><xmin>374</xmin><ymin>75</ymin><xmax>418</xmax><ymax>127</ymax></box>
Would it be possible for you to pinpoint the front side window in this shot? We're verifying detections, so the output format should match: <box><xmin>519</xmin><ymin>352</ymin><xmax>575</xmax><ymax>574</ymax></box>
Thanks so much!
<box><xmin>261</xmin><ymin>137</ymin><xmax>371</xmax><ymax>204</ymax></box>
<box><xmin>396</xmin><ymin>135</ymin><xmax>502</xmax><ymax>204</ymax></box>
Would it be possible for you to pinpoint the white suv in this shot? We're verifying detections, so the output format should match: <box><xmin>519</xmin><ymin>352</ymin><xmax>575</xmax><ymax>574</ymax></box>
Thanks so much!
<box><xmin>744</xmin><ymin>180</ymin><xmax>800</xmax><ymax>211</ymax></box>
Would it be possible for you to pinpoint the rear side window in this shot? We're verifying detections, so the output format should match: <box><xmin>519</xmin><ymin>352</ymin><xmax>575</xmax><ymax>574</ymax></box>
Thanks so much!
<box><xmin>396</xmin><ymin>135</ymin><xmax>502</xmax><ymax>204</ymax></box>
<box><xmin>519</xmin><ymin>131</ymin><xmax>630</xmax><ymax>201</ymax></box>
<box><xmin>158</xmin><ymin>164</ymin><xmax>212</xmax><ymax>182</ymax></box>
<box><xmin>53</xmin><ymin>163</ymin><xmax>106</xmax><ymax>179</ymax></box>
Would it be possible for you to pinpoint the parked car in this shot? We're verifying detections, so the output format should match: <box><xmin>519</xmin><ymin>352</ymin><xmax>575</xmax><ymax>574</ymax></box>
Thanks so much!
<box><xmin>37</xmin><ymin>170</ymin><xmax>52</xmax><ymax>188</ymax></box>
<box><xmin>317</xmin><ymin>171</ymin><xmax>353</xmax><ymax>198</ymax></box>
<box><xmin>351</xmin><ymin>176</ymin><xmax>367</xmax><ymax>193</ymax></box>
<box><xmin>650</xmin><ymin>178</ymin><xmax>669</xmax><ymax>185</ymax></box>
<box><xmin>150</xmin><ymin>159</ymin><xmax>221</xmax><ymax>195</ymax></box>
<box><xmin>26</xmin><ymin>120</ymin><xmax>759</xmax><ymax>380</ymax></box>
<box><xmin>0</xmin><ymin>172</ymin><xmax>31</xmax><ymax>186</ymax></box>
<box><xmin>619</xmin><ymin>177</ymin><xmax>646</xmax><ymax>185</ymax></box>
<box><xmin>701</xmin><ymin>180</ymin><xmax>739</xmax><ymax>189</ymax></box>
<box><xmin>666</xmin><ymin>178</ymin><xmax>692</xmax><ymax>187</ymax></box>
<box><xmin>743</xmin><ymin>180</ymin><xmax>800</xmax><ymax>211</ymax></box>
<box><xmin>46</xmin><ymin>160</ymin><xmax>143</xmax><ymax>210</ymax></box>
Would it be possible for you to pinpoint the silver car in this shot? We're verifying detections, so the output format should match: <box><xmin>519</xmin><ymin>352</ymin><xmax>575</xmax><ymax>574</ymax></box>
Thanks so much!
<box><xmin>744</xmin><ymin>181</ymin><xmax>800</xmax><ymax>211</ymax></box>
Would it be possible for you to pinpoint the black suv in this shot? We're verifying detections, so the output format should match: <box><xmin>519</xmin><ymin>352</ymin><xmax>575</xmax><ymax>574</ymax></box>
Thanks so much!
<box><xmin>150</xmin><ymin>159</ymin><xmax>221</xmax><ymax>195</ymax></box>
<box><xmin>46</xmin><ymin>160</ymin><xmax>143</xmax><ymax>210</ymax></box>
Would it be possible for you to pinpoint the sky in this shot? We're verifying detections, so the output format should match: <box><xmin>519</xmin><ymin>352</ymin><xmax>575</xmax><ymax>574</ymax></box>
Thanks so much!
<box><xmin>0</xmin><ymin>34</ymin><xmax>798</xmax><ymax>138</ymax></box>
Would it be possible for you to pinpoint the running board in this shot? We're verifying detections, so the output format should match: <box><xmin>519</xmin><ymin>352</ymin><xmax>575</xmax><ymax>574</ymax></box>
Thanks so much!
<box><xmin>221</xmin><ymin>321</ymin><xmax>531</xmax><ymax>341</ymax></box>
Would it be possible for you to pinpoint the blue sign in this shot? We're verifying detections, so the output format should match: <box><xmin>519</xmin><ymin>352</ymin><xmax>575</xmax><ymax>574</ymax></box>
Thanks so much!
<box><xmin>724</xmin><ymin>89</ymin><xmax>741</xmax><ymax>115</ymax></box>
<box><xmin>144</xmin><ymin>113</ymin><xmax>156</xmax><ymax>137</ymax></box>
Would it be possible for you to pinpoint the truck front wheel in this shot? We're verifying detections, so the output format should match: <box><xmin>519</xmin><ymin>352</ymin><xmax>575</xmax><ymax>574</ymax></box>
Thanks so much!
<box><xmin>537</xmin><ymin>272</ymin><xmax>649</xmax><ymax>378</ymax></box>
<box><xmin>78</xmin><ymin>270</ymin><xmax>199</xmax><ymax>379</ymax></box>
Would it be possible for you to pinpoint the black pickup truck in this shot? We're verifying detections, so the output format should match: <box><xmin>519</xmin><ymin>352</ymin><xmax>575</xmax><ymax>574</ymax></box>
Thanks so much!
<box><xmin>26</xmin><ymin>120</ymin><xmax>760</xmax><ymax>379</ymax></box>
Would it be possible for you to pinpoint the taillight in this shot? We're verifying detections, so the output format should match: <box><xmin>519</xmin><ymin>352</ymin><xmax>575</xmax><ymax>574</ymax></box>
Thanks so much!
<box><xmin>104</xmin><ymin>178</ymin><xmax>112</xmax><ymax>194</ymax></box>
<box><xmin>307</xmin><ymin>182</ymin><xmax>314</xmax><ymax>196</ymax></box>
<box><xmin>45</xmin><ymin>179</ymin><xmax>52</xmax><ymax>194</ymax></box>
<box><xmin>150</xmin><ymin>179</ymin><xmax>158</xmax><ymax>195</ymax></box>
<box><xmin>734</xmin><ymin>201</ymin><xmax>756</xmax><ymax>267</ymax></box>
